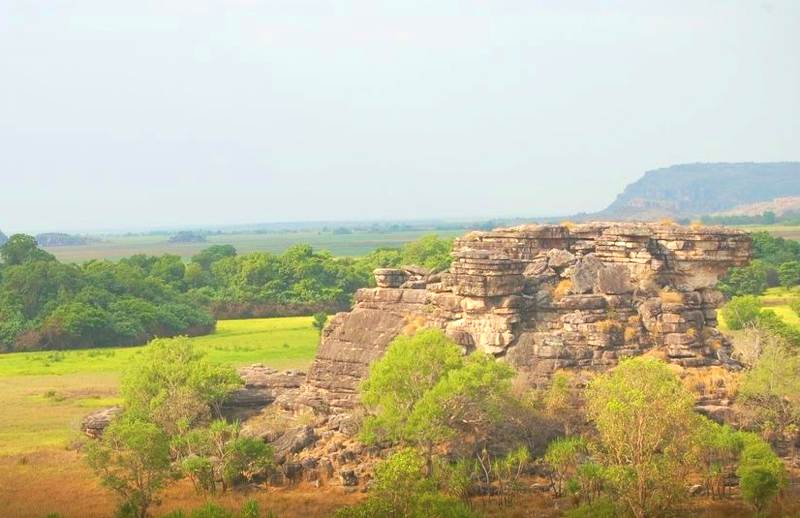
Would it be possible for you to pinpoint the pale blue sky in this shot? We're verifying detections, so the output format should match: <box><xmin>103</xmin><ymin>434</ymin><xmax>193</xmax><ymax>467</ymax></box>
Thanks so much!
<box><xmin>1</xmin><ymin>1</ymin><xmax>798</xmax><ymax>233</ymax></box>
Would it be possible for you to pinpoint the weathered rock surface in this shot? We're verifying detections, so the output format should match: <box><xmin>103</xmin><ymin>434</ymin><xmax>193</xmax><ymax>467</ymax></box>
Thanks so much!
<box><xmin>81</xmin><ymin>407</ymin><xmax>122</xmax><ymax>438</ymax></box>
<box><xmin>301</xmin><ymin>222</ymin><xmax>751</xmax><ymax>412</ymax></box>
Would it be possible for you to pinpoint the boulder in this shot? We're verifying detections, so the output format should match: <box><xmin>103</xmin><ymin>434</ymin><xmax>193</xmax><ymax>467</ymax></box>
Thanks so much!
<box><xmin>596</xmin><ymin>264</ymin><xmax>634</xmax><ymax>294</ymax></box>
<box><xmin>271</xmin><ymin>425</ymin><xmax>318</xmax><ymax>463</ymax></box>
<box><xmin>373</xmin><ymin>268</ymin><xmax>407</xmax><ymax>288</ymax></box>
<box><xmin>81</xmin><ymin>407</ymin><xmax>122</xmax><ymax>438</ymax></box>
<box><xmin>570</xmin><ymin>254</ymin><xmax>604</xmax><ymax>294</ymax></box>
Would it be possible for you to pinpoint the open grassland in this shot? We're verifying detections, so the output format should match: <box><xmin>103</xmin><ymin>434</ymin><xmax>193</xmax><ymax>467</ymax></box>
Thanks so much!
<box><xmin>0</xmin><ymin>318</ymin><xmax>318</xmax><ymax>456</ymax></box>
<box><xmin>0</xmin><ymin>317</ymin><xmax>318</xmax><ymax>377</ymax></box>
<box><xmin>733</xmin><ymin>224</ymin><xmax>800</xmax><ymax>240</ymax></box>
<box><xmin>0</xmin><ymin>317</ymin><xmax>321</xmax><ymax>516</ymax></box>
<box><xmin>44</xmin><ymin>229</ymin><xmax>465</xmax><ymax>262</ymax></box>
<box><xmin>0</xmin><ymin>449</ymin><xmax>363</xmax><ymax>518</ymax></box>
<box><xmin>718</xmin><ymin>287</ymin><xmax>800</xmax><ymax>331</ymax></box>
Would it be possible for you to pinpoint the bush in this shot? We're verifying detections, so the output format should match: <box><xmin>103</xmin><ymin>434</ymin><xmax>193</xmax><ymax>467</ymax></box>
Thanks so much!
<box><xmin>333</xmin><ymin>448</ymin><xmax>479</xmax><ymax>518</ymax></box>
<box><xmin>563</xmin><ymin>497</ymin><xmax>617</xmax><ymax>518</ymax></box>
<box><xmin>718</xmin><ymin>261</ymin><xmax>769</xmax><ymax>297</ymax></box>
<box><xmin>737</xmin><ymin>434</ymin><xmax>786</xmax><ymax>513</ymax></box>
<box><xmin>720</xmin><ymin>296</ymin><xmax>762</xmax><ymax>330</ymax></box>
<box><xmin>544</xmin><ymin>436</ymin><xmax>586</xmax><ymax>497</ymax></box>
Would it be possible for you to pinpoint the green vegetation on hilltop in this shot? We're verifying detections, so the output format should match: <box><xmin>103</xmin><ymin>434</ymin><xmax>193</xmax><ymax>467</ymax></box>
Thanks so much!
<box><xmin>0</xmin><ymin>233</ymin><xmax>453</xmax><ymax>352</ymax></box>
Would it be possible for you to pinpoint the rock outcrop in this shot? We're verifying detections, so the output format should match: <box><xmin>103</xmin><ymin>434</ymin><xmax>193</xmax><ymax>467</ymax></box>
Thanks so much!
<box><xmin>302</xmin><ymin>222</ymin><xmax>751</xmax><ymax>412</ymax></box>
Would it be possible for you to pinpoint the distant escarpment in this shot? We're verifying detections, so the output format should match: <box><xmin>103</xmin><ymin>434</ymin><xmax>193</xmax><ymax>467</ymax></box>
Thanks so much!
<box><xmin>595</xmin><ymin>162</ymin><xmax>800</xmax><ymax>221</ymax></box>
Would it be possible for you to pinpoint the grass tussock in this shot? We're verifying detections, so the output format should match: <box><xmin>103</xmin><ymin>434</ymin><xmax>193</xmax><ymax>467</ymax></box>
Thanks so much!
<box><xmin>553</xmin><ymin>279</ymin><xmax>573</xmax><ymax>300</ymax></box>
<box><xmin>659</xmin><ymin>289</ymin><xmax>683</xmax><ymax>304</ymax></box>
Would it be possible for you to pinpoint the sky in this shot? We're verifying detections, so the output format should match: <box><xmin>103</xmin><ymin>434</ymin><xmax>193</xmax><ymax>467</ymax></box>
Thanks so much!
<box><xmin>1</xmin><ymin>1</ymin><xmax>798</xmax><ymax>234</ymax></box>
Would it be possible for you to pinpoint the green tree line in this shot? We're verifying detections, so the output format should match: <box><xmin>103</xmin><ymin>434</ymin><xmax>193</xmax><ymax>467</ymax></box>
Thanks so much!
<box><xmin>718</xmin><ymin>232</ymin><xmax>800</xmax><ymax>296</ymax></box>
<box><xmin>0</xmin><ymin>234</ymin><xmax>453</xmax><ymax>351</ymax></box>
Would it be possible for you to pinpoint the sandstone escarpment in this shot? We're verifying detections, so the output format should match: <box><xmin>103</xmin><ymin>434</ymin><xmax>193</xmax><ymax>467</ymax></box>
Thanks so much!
<box><xmin>303</xmin><ymin>222</ymin><xmax>751</xmax><ymax>411</ymax></box>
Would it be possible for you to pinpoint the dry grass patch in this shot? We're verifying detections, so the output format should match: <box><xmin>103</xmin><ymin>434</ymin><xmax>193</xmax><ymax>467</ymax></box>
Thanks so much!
<box><xmin>659</xmin><ymin>289</ymin><xmax>683</xmax><ymax>304</ymax></box>
<box><xmin>553</xmin><ymin>279</ymin><xmax>572</xmax><ymax>300</ymax></box>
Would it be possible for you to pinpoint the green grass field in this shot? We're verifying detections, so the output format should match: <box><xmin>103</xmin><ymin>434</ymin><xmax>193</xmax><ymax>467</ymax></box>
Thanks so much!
<box><xmin>44</xmin><ymin>229</ymin><xmax>465</xmax><ymax>263</ymax></box>
<box><xmin>0</xmin><ymin>317</ymin><xmax>319</xmax><ymax>455</ymax></box>
<box><xmin>718</xmin><ymin>286</ymin><xmax>800</xmax><ymax>331</ymax></box>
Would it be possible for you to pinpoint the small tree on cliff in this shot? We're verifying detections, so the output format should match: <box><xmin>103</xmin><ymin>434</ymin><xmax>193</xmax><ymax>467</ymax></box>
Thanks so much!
<box><xmin>585</xmin><ymin>357</ymin><xmax>699</xmax><ymax>518</ymax></box>
<box><xmin>360</xmin><ymin>329</ymin><xmax>515</xmax><ymax>473</ymax></box>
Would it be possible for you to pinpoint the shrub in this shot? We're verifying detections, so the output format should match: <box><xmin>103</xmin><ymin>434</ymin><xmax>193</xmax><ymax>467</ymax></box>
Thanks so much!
<box><xmin>563</xmin><ymin>497</ymin><xmax>617</xmax><ymax>518</ymax></box>
<box><xmin>720</xmin><ymin>296</ymin><xmax>762</xmax><ymax>330</ymax></box>
<box><xmin>553</xmin><ymin>279</ymin><xmax>572</xmax><ymax>300</ymax></box>
<box><xmin>544</xmin><ymin>436</ymin><xmax>587</xmax><ymax>497</ymax></box>
<box><xmin>85</xmin><ymin>418</ymin><xmax>172</xmax><ymax>518</ymax></box>
<box><xmin>585</xmin><ymin>357</ymin><xmax>698</xmax><ymax>517</ymax></box>
<box><xmin>737</xmin><ymin>434</ymin><xmax>786</xmax><ymax>513</ymax></box>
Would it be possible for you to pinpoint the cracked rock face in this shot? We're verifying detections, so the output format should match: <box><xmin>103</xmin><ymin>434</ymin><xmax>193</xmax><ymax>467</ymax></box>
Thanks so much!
<box><xmin>302</xmin><ymin>222</ymin><xmax>751</xmax><ymax>412</ymax></box>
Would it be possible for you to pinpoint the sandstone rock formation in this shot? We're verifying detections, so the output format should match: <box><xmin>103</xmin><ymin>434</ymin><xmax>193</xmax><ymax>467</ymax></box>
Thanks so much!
<box><xmin>81</xmin><ymin>407</ymin><xmax>122</xmax><ymax>438</ymax></box>
<box><xmin>302</xmin><ymin>222</ymin><xmax>751</xmax><ymax>412</ymax></box>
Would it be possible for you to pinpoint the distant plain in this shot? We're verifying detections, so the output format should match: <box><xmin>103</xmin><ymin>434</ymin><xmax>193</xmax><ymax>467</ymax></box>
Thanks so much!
<box><xmin>43</xmin><ymin>229</ymin><xmax>465</xmax><ymax>262</ymax></box>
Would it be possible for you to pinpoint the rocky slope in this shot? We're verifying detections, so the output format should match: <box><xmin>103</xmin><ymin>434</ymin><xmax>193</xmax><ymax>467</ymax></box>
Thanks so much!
<box><xmin>595</xmin><ymin>162</ymin><xmax>800</xmax><ymax>220</ymax></box>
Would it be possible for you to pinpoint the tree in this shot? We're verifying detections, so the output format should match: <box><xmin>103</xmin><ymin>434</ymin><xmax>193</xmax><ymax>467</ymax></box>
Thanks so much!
<box><xmin>585</xmin><ymin>357</ymin><xmax>699</xmax><ymax>518</ymax></box>
<box><xmin>544</xmin><ymin>436</ymin><xmax>587</xmax><ymax>497</ymax></box>
<box><xmin>312</xmin><ymin>312</ymin><xmax>328</xmax><ymax>335</ymax></box>
<box><xmin>0</xmin><ymin>234</ymin><xmax>55</xmax><ymax>265</ymax></box>
<box><xmin>476</xmin><ymin>445</ymin><xmax>530</xmax><ymax>506</ymax></box>
<box><xmin>406</xmin><ymin>353</ymin><xmax>515</xmax><ymax>463</ymax></box>
<box><xmin>191</xmin><ymin>245</ymin><xmax>237</xmax><ymax>271</ymax></box>
<box><xmin>85</xmin><ymin>418</ymin><xmax>172</xmax><ymax>518</ymax></box>
<box><xmin>361</xmin><ymin>329</ymin><xmax>515</xmax><ymax>478</ymax></box>
<box><xmin>737</xmin><ymin>433</ymin><xmax>787</xmax><ymax>513</ymax></box>
<box><xmin>540</xmin><ymin>371</ymin><xmax>582</xmax><ymax>435</ymax></box>
<box><xmin>695</xmin><ymin>418</ymin><xmax>745</xmax><ymax>498</ymax></box>
<box><xmin>737</xmin><ymin>340</ymin><xmax>800</xmax><ymax>451</ymax></box>
<box><xmin>333</xmin><ymin>448</ymin><xmax>477</xmax><ymax>518</ymax></box>
<box><xmin>360</xmin><ymin>329</ymin><xmax>463</xmax><ymax>446</ymax></box>
<box><xmin>777</xmin><ymin>261</ymin><xmax>800</xmax><ymax>288</ymax></box>
<box><xmin>717</xmin><ymin>261</ymin><xmax>769</xmax><ymax>297</ymax></box>
<box><xmin>121</xmin><ymin>337</ymin><xmax>242</xmax><ymax>435</ymax></box>
<box><xmin>400</xmin><ymin>235</ymin><xmax>453</xmax><ymax>272</ymax></box>
<box><xmin>178</xmin><ymin>420</ymin><xmax>273</xmax><ymax>493</ymax></box>
<box><xmin>720</xmin><ymin>295</ymin><xmax>762</xmax><ymax>330</ymax></box>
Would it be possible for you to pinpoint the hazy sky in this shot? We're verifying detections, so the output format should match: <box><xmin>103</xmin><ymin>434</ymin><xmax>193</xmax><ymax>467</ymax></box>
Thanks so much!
<box><xmin>1</xmin><ymin>1</ymin><xmax>798</xmax><ymax>233</ymax></box>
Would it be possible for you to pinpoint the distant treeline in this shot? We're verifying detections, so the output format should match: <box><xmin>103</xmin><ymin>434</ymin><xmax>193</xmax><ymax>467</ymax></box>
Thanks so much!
<box><xmin>0</xmin><ymin>234</ymin><xmax>453</xmax><ymax>352</ymax></box>
<box><xmin>700</xmin><ymin>211</ymin><xmax>800</xmax><ymax>226</ymax></box>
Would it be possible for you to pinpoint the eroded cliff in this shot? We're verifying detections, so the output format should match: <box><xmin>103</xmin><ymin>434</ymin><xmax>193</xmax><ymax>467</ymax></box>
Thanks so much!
<box><xmin>302</xmin><ymin>222</ymin><xmax>751</xmax><ymax>411</ymax></box>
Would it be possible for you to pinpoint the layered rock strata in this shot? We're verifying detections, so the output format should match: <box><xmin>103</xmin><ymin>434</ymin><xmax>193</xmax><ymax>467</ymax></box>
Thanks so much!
<box><xmin>303</xmin><ymin>222</ymin><xmax>751</xmax><ymax>411</ymax></box>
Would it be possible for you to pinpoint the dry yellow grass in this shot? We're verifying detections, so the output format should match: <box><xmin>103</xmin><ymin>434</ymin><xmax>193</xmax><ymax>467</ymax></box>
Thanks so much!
<box><xmin>659</xmin><ymin>289</ymin><xmax>683</xmax><ymax>304</ymax></box>
<box><xmin>624</xmin><ymin>326</ymin><xmax>640</xmax><ymax>343</ymax></box>
<box><xmin>680</xmin><ymin>366</ymin><xmax>741</xmax><ymax>398</ymax></box>
<box><xmin>0</xmin><ymin>449</ymin><xmax>363</xmax><ymax>518</ymax></box>
<box><xmin>553</xmin><ymin>279</ymin><xmax>573</xmax><ymax>300</ymax></box>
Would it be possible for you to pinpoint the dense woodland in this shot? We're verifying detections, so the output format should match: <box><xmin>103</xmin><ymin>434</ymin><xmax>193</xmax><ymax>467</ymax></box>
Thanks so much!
<box><xmin>719</xmin><ymin>232</ymin><xmax>800</xmax><ymax>296</ymax></box>
<box><xmin>0</xmin><ymin>234</ymin><xmax>453</xmax><ymax>352</ymax></box>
